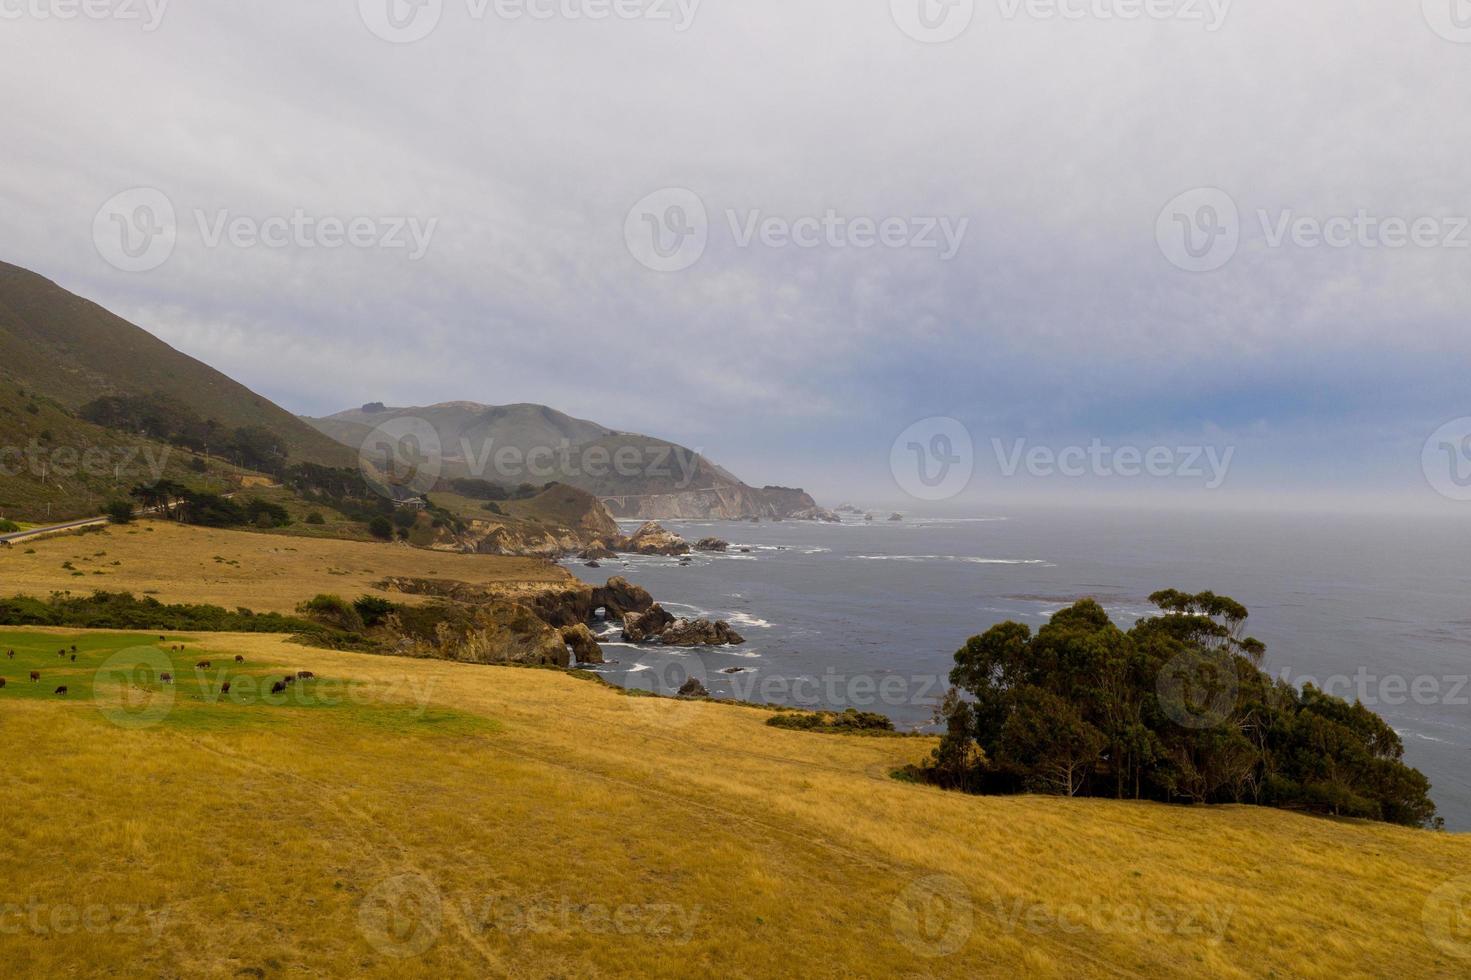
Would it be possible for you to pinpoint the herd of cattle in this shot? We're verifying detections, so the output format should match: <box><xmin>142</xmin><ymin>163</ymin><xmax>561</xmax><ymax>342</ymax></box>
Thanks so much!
<box><xmin>0</xmin><ymin>639</ymin><xmax>317</xmax><ymax>698</ymax></box>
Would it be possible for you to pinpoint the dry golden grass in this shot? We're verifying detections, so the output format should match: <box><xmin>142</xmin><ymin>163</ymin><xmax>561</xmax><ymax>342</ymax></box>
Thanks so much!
<box><xmin>0</xmin><ymin>520</ymin><xmax>568</xmax><ymax>613</ymax></box>
<box><xmin>2</xmin><ymin>627</ymin><xmax>1469</xmax><ymax>978</ymax></box>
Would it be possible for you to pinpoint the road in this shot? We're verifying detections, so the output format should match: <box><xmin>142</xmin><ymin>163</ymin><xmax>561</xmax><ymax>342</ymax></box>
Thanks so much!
<box><xmin>0</xmin><ymin>516</ymin><xmax>109</xmax><ymax>544</ymax></box>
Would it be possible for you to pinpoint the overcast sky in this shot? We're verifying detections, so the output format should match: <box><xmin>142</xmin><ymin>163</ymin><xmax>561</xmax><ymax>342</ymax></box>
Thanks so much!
<box><xmin>3</xmin><ymin>1</ymin><xmax>1469</xmax><ymax>512</ymax></box>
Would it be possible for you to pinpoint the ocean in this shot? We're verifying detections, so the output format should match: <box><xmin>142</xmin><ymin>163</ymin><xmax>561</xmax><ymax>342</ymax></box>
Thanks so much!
<box><xmin>563</xmin><ymin>508</ymin><xmax>1471</xmax><ymax>830</ymax></box>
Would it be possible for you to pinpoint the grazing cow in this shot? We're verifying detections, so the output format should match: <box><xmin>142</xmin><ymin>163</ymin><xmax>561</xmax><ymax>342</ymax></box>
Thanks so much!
<box><xmin>270</xmin><ymin>681</ymin><xmax>287</xmax><ymax>695</ymax></box>
<box><xmin>159</xmin><ymin>635</ymin><xmax>166</xmax><ymax>641</ymax></box>
<box><xmin>221</xmin><ymin>682</ymin><xmax>231</xmax><ymax>695</ymax></box>
<box><xmin>54</xmin><ymin>686</ymin><xmax>68</xmax><ymax>696</ymax></box>
<box><xmin>29</xmin><ymin>671</ymin><xmax>39</xmax><ymax>683</ymax></box>
<box><xmin>58</xmin><ymin>650</ymin><xmax>66</xmax><ymax>659</ymax></box>
<box><xmin>196</xmin><ymin>661</ymin><xmax>212</xmax><ymax>669</ymax></box>
<box><xmin>70</xmin><ymin>644</ymin><xmax>77</xmax><ymax>653</ymax></box>
<box><xmin>6</xmin><ymin>650</ymin><xmax>13</xmax><ymax>659</ymax></box>
<box><xmin>160</xmin><ymin>673</ymin><xmax>173</xmax><ymax>684</ymax></box>
<box><xmin>69</xmin><ymin>655</ymin><xmax>76</xmax><ymax>662</ymax></box>
<box><xmin>234</xmin><ymin>655</ymin><xmax>245</xmax><ymax>664</ymax></box>
<box><xmin>0</xmin><ymin>678</ymin><xmax>6</xmax><ymax>689</ymax></box>
<box><xmin>296</xmin><ymin>671</ymin><xmax>315</xmax><ymax>680</ymax></box>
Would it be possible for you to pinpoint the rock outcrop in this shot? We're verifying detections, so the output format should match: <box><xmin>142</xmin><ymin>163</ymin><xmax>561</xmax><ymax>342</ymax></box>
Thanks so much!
<box><xmin>385</xmin><ymin>601</ymin><xmax>569</xmax><ymax>667</ymax></box>
<box><xmin>622</xmin><ymin>603</ymin><xmax>676</xmax><ymax>642</ymax></box>
<box><xmin>619</xmin><ymin>604</ymin><xmax>744</xmax><ymax>647</ymax></box>
<box><xmin>660</xmin><ymin>618</ymin><xmax>746</xmax><ymax>646</ymax></box>
<box><xmin>677</xmin><ymin>677</ymin><xmax>709</xmax><ymax>698</ymax></box>
<box><xmin>788</xmin><ymin>507</ymin><xmax>841</xmax><ymax>523</ymax></box>
<box><xmin>694</xmin><ymin>537</ymin><xmax>729</xmax><ymax>552</ymax></box>
<box><xmin>619</xmin><ymin>521</ymin><xmax>691</xmax><ymax>556</ymax></box>
<box><xmin>591</xmin><ymin>576</ymin><xmax>654</xmax><ymax>621</ymax></box>
<box><xmin>560</xmin><ymin>623</ymin><xmax>604</xmax><ymax>665</ymax></box>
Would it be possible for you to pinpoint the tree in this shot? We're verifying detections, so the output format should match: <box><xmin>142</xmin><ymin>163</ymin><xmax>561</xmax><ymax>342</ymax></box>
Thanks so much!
<box><xmin>930</xmin><ymin>591</ymin><xmax>1439</xmax><ymax>827</ymax></box>
<box><xmin>102</xmin><ymin>501</ymin><xmax>135</xmax><ymax>525</ymax></box>
<box><xmin>368</xmin><ymin>516</ymin><xmax>394</xmax><ymax>540</ymax></box>
<box><xmin>999</xmin><ymin>686</ymin><xmax>1105</xmax><ymax>796</ymax></box>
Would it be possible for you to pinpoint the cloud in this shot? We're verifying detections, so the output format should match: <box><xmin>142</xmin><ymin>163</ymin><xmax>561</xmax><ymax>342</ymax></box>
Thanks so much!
<box><xmin>0</xmin><ymin>1</ymin><xmax>1467</xmax><ymax>508</ymax></box>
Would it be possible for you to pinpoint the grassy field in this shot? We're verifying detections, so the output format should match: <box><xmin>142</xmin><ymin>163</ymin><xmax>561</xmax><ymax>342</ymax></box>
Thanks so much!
<box><xmin>1</xmin><ymin>627</ymin><xmax>1469</xmax><ymax>978</ymax></box>
<box><xmin>0</xmin><ymin>520</ymin><xmax>569</xmax><ymax>613</ymax></box>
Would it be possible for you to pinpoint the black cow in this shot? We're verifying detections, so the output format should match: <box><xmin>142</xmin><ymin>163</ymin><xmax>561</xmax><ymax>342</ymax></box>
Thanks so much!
<box><xmin>29</xmin><ymin>671</ymin><xmax>39</xmax><ymax>683</ymax></box>
<box><xmin>270</xmin><ymin>681</ymin><xmax>287</xmax><ymax>695</ymax></box>
<box><xmin>54</xmin><ymin>686</ymin><xmax>68</xmax><ymax>696</ymax></box>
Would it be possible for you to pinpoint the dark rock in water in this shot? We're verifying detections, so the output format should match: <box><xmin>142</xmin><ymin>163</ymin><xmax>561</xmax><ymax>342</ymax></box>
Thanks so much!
<box><xmin>721</xmin><ymin>666</ymin><xmax>748</xmax><ymax>674</ymax></box>
<box><xmin>678</xmin><ymin>677</ymin><xmax>709</xmax><ymax>698</ymax></box>
<box><xmin>622</xmin><ymin>603</ymin><xmax>677</xmax><ymax>642</ymax></box>
<box><xmin>660</xmin><ymin>618</ymin><xmax>745</xmax><ymax>647</ymax></box>
<box><xmin>695</xmin><ymin>537</ymin><xmax>730</xmax><ymax>552</ymax></box>
<box><xmin>888</xmin><ymin>513</ymin><xmax>904</xmax><ymax>522</ymax></box>
<box><xmin>740</xmin><ymin>547</ymin><xmax>752</xmax><ymax>553</ymax></box>
<box><xmin>592</xmin><ymin>576</ymin><xmax>654</xmax><ymax>621</ymax></box>
<box><xmin>584</xmin><ymin>560</ymin><xmax>601</xmax><ymax>568</ymax></box>
<box><xmin>560</xmin><ymin>623</ymin><xmax>604</xmax><ymax>665</ymax></box>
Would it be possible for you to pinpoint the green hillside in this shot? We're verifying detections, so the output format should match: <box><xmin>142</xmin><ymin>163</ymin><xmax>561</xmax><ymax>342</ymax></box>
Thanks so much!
<box><xmin>0</xmin><ymin>261</ymin><xmax>352</xmax><ymax>468</ymax></box>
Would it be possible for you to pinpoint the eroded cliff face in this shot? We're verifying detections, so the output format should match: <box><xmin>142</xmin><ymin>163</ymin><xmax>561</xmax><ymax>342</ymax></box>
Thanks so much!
<box><xmin>598</xmin><ymin>484</ymin><xmax>829</xmax><ymax>521</ymax></box>
<box><xmin>383</xmin><ymin>600</ymin><xmax>571</xmax><ymax>667</ymax></box>
<box><xmin>369</xmin><ymin>574</ymin><xmax>658</xmax><ymax>667</ymax></box>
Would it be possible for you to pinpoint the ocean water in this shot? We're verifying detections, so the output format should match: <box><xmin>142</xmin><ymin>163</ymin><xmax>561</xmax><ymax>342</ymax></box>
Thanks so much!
<box><xmin>564</xmin><ymin>509</ymin><xmax>1471</xmax><ymax>831</ymax></box>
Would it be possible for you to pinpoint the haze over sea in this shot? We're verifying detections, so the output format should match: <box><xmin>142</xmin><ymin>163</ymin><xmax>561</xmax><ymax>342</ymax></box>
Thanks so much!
<box><xmin>567</xmin><ymin>508</ymin><xmax>1471</xmax><ymax>831</ymax></box>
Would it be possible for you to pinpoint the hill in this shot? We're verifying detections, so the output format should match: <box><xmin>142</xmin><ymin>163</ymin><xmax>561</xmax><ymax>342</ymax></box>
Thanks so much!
<box><xmin>1</xmin><ymin>626</ymin><xmax>1467</xmax><ymax>976</ymax></box>
<box><xmin>305</xmin><ymin>401</ymin><xmax>826</xmax><ymax>521</ymax></box>
<box><xmin>0</xmin><ymin>261</ymin><xmax>352</xmax><ymax>468</ymax></box>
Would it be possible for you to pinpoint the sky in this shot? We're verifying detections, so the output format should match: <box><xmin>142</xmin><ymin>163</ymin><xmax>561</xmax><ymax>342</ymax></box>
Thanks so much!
<box><xmin>2</xmin><ymin>0</ymin><xmax>1470</xmax><ymax>513</ymax></box>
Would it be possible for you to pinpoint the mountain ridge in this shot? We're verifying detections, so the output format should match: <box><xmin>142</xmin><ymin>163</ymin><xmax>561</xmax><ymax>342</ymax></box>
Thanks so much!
<box><xmin>304</xmin><ymin>400</ymin><xmax>829</xmax><ymax>521</ymax></box>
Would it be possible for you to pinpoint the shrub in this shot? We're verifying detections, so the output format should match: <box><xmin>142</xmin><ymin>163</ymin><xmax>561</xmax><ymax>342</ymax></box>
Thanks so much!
<box><xmin>298</xmin><ymin>594</ymin><xmax>365</xmax><ymax>632</ymax></box>
<box><xmin>243</xmin><ymin>498</ymin><xmax>291</xmax><ymax>528</ymax></box>
<box><xmin>353</xmin><ymin>595</ymin><xmax>396</xmax><ymax>628</ymax></box>
<box><xmin>305</xmin><ymin>511</ymin><xmax>326</xmax><ymax>525</ymax></box>
<box><xmin>368</xmin><ymin>516</ymin><xmax>394</xmax><ymax>540</ymax></box>
<box><xmin>0</xmin><ymin>519</ymin><xmax>21</xmax><ymax>533</ymax></box>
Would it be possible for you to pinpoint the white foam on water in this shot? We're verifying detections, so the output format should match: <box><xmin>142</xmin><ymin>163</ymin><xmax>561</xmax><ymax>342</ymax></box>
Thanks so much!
<box><xmin>726</xmin><ymin>612</ymin><xmax>774</xmax><ymax>629</ymax></box>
